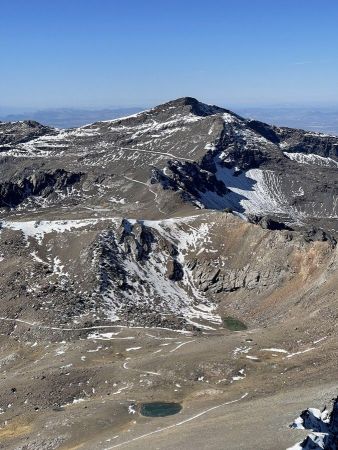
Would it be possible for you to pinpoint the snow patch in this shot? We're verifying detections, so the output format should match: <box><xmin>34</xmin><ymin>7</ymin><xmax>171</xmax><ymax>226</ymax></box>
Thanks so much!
<box><xmin>284</xmin><ymin>152</ymin><xmax>338</xmax><ymax>168</ymax></box>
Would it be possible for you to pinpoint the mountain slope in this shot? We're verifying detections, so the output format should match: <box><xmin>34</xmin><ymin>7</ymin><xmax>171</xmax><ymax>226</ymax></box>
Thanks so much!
<box><xmin>1</xmin><ymin>97</ymin><xmax>338</xmax><ymax>331</ymax></box>
<box><xmin>1</xmin><ymin>97</ymin><xmax>338</xmax><ymax>230</ymax></box>
<box><xmin>0</xmin><ymin>97</ymin><xmax>338</xmax><ymax>450</ymax></box>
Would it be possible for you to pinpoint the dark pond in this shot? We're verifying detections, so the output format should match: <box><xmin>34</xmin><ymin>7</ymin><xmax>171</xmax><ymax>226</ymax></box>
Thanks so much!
<box><xmin>140</xmin><ymin>402</ymin><xmax>182</xmax><ymax>417</ymax></box>
<box><xmin>222</xmin><ymin>316</ymin><xmax>247</xmax><ymax>331</ymax></box>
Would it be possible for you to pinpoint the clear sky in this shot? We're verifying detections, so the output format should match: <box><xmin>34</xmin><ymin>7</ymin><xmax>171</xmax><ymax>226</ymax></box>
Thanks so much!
<box><xmin>1</xmin><ymin>0</ymin><xmax>338</xmax><ymax>109</ymax></box>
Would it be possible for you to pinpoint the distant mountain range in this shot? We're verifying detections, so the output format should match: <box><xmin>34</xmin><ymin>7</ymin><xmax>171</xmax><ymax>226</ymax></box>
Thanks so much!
<box><xmin>0</xmin><ymin>107</ymin><xmax>143</xmax><ymax>129</ymax></box>
<box><xmin>236</xmin><ymin>106</ymin><xmax>338</xmax><ymax>136</ymax></box>
<box><xmin>0</xmin><ymin>105</ymin><xmax>337</xmax><ymax>135</ymax></box>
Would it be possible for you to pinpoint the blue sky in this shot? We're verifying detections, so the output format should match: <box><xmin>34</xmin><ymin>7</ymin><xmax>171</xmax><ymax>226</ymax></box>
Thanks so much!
<box><xmin>1</xmin><ymin>0</ymin><xmax>338</xmax><ymax>109</ymax></box>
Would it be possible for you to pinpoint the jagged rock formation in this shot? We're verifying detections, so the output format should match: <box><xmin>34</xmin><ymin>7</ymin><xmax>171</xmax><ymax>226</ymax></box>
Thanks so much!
<box><xmin>0</xmin><ymin>120</ymin><xmax>55</xmax><ymax>146</ymax></box>
<box><xmin>1</xmin><ymin>211</ymin><xmax>336</xmax><ymax>334</ymax></box>
<box><xmin>0</xmin><ymin>169</ymin><xmax>83</xmax><ymax>207</ymax></box>
<box><xmin>289</xmin><ymin>397</ymin><xmax>338</xmax><ymax>449</ymax></box>
<box><xmin>246</xmin><ymin>214</ymin><xmax>293</xmax><ymax>231</ymax></box>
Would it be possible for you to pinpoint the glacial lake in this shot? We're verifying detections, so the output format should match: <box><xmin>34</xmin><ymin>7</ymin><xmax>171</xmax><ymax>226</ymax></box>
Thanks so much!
<box><xmin>140</xmin><ymin>402</ymin><xmax>182</xmax><ymax>417</ymax></box>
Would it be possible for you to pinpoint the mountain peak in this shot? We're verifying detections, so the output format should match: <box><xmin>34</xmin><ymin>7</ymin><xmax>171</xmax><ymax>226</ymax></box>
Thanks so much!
<box><xmin>154</xmin><ymin>96</ymin><xmax>228</xmax><ymax>117</ymax></box>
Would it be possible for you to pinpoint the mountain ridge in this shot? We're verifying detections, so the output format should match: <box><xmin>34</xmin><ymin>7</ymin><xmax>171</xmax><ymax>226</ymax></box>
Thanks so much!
<box><xmin>1</xmin><ymin>96</ymin><xmax>338</xmax><ymax>231</ymax></box>
<box><xmin>0</xmin><ymin>96</ymin><xmax>338</xmax><ymax>449</ymax></box>
<box><xmin>1</xmin><ymin>96</ymin><xmax>338</xmax><ymax>331</ymax></box>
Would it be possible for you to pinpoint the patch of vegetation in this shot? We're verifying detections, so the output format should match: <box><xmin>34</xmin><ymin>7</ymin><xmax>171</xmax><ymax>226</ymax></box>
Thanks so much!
<box><xmin>222</xmin><ymin>316</ymin><xmax>247</xmax><ymax>331</ymax></box>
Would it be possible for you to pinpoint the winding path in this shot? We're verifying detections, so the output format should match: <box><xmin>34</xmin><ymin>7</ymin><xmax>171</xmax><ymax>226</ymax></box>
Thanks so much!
<box><xmin>105</xmin><ymin>393</ymin><xmax>249</xmax><ymax>449</ymax></box>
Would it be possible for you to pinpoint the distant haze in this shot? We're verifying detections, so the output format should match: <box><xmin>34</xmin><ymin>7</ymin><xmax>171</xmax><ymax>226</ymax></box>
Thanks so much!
<box><xmin>0</xmin><ymin>108</ymin><xmax>143</xmax><ymax>129</ymax></box>
<box><xmin>1</xmin><ymin>105</ymin><xmax>337</xmax><ymax>136</ymax></box>
<box><xmin>235</xmin><ymin>106</ymin><xmax>338</xmax><ymax>136</ymax></box>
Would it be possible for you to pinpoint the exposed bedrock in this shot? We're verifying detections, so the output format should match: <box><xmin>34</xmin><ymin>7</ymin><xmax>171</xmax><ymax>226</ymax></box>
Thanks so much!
<box><xmin>0</xmin><ymin>169</ymin><xmax>83</xmax><ymax>207</ymax></box>
<box><xmin>89</xmin><ymin>219</ymin><xmax>189</xmax><ymax>328</ymax></box>
<box><xmin>0</xmin><ymin>120</ymin><xmax>55</xmax><ymax>146</ymax></box>
<box><xmin>289</xmin><ymin>397</ymin><xmax>338</xmax><ymax>450</ymax></box>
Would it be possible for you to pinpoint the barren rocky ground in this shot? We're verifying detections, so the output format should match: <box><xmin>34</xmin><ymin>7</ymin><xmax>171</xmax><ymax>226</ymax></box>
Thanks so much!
<box><xmin>0</xmin><ymin>97</ymin><xmax>337</xmax><ymax>449</ymax></box>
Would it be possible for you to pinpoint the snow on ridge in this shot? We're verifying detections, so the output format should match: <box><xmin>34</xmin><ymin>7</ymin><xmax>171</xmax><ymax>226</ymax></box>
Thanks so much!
<box><xmin>287</xmin><ymin>401</ymin><xmax>336</xmax><ymax>450</ymax></box>
<box><xmin>102</xmin><ymin>216</ymin><xmax>222</xmax><ymax>329</ymax></box>
<box><xmin>284</xmin><ymin>152</ymin><xmax>338</xmax><ymax>168</ymax></box>
<box><xmin>0</xmin><ymin>147</ymin><xmax>56</xmax><ymax>158</ymax></box>
<box><xmin>107</xmin><ymin>113</ymin><xmax>203</xmax><ymax>139</ymax></box>
<box><xmin>2</xmin><ymin>214</ymin><xmax>222</xmax><ymax>329</ymax></box>
<box><xmin>304</xmin><ymin>131</ymin><xmax>336</xmax><ymax>138</ymax></box>
<box><xmin>205</xmin><ymin>159</ymin><xmax>305</xmax><ymax>222</ymax></box>
<box><xmin>0</xmin><ymin>125</ymin><xmax>103</xmax><ymax>158</ymax></box>
<box><xmin>92</xmin><ymin>106</ymin><xmax>155</xmax><ymax>125</ymax></box>
<box><xmin>79</xmin><ymin>100</ymin><xmax>214</xmax><ymax>128</ymax></box>
<box><xmin>1</xmin><ymin>218</ymin><xmax>113</xmax><ymax>244</ymax></box>
<box><xmin>2</xmin><ymin>215</ymin><xmax>202</xmax><ymax>245</ymax></box>
<box><xmin>197</xmin><ymin>151</ymin><xmax>338</xmax><ymax>221</ymax></box>
<box><xmin>223</xmin><ymin>112</ymin><xmax>238</xmax><ymax>124</ymax></box>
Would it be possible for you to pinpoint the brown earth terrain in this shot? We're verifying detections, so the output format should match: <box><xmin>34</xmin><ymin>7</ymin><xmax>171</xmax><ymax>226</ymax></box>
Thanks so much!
<box><xmin>0</xmin><ymin>98</ymin><xmax>337</xmax><ymax>449</ymax></box>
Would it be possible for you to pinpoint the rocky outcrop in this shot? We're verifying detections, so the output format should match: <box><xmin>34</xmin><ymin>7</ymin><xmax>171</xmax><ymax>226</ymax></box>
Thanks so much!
<box><xmin>246</xmin><ymin>120</ymin><xmax>281</xmax><ymax>144</ymax></box>
<box><xmin>289</xmin><ymin>397</ymin><xmax>338</xmax><ymax>450</ymax></box>
<box><xmin>192</xmin><ymin>259</ymin><xmax>273</xmax><ymax>293</ymax></box>
<box><xmin>90</xmin><ymin>219</ymin><xmax>193</xmax><ymax>329</ymax></box>
<box><xmin>217</xmin><ymin>136</ymin><xmax>270</xmax><ymax>171</ymax></box>
<box><xmin>0</xmin><ymin>169</ymin><xmax>83</xmax><ymax>207</ymax></box>
<box><xmin>247</xmin><ymin>214</ymin><xmax>293</xmax><ymax>231</ymax></box>
<box><xmin>153</xmin><ymin>159</ymin><xmax>228</xmax><ymax>203</ymax></box>
<box><xmin>279</xmin><ymin>127</ymin><xmax>338</xmax><ymax>159</ymax></box>
<box><xmin>119</xmin><ymin>220</ymin><xmax>154</xmax><ymax>261</ymax></box>
<box><xmin>304</xmin><ymin>227</ymin><xmax>337</xmax><ymax>248</ymax></box>
<box><xmin>94</xmin><ymin>229</ymin><xmax>131</xmax><ymax>293</ymax></box>
<box><xmin>0</xmin><ymin>120</ymin><xmax>55</xmax><ymax>146</ymax></box>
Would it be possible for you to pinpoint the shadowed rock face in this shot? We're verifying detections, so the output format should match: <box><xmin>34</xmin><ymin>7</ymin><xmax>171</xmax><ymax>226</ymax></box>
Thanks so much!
<box><xmin>246</xmin><ymin>214</ymin><xmax>293</xmax><ymax>231</ymax></box>
<box><xmin>289</xmin><ymin>397</ymin><xmax>338</xmax><ymax>449</ymax></box>
<box><xmin>0</xmin><ymin>169</ymin><xmax>83</xmax><ymax>207</ymax></box>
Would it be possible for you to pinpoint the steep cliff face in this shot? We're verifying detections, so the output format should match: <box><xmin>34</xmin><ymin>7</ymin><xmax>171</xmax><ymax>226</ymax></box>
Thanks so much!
<box><xmin>1</xmin><ymin>212</ymin><xmax>335</xmax><ymax>334</ymax></box>
<box><xmin>289</xmin><ymin>397</ymin><xmax>338</xmax><ymax>450</ymax></box>
<box><xmin>0</xmin><ymin>169</ymin><xmax>83</xmax><ymax>207</ymax></box>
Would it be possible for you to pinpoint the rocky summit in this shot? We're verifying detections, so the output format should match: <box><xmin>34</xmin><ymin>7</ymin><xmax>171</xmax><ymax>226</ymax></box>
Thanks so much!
<box><xmin>0</xmin><ymin>98</ymin><xmax>337</xmax><ymax>450</ymax></box>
